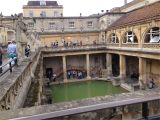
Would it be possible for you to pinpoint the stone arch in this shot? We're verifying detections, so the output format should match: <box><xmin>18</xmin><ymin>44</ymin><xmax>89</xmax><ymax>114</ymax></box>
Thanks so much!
<box><xmin>143</xmin><ymin>27</ymin><xmax>160</xmax><ymax>43</ymax></box>
<box><xmin>122</xmin><ymin>31</ymin><xmax>138</xmax><ymax>43</ymax></box>
<box><xmin>108</xmin><ymin>33</ymin><xmax>119</xmax><ymax>43</ymax></box>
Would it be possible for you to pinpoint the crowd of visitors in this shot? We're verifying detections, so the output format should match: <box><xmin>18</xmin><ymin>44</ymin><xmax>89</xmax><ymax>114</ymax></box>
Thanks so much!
<box><xmin>46</xmin><ymin>70</ymin><xmax>57</xmax><ymax>82</ymax></box>
<box><xmin>67</xmin><ymin>70</ymin><xmax>86</xmax><ymax>79</ymax></box>
<box><xmin>50</xmin><ymin>41</ymin><xmax>59</xmax><ymax>48</ymax></box>
<box><xmin>49</xmin><ymin>40</ymin><xmax>83</xmax><ymax>48</ymax></box>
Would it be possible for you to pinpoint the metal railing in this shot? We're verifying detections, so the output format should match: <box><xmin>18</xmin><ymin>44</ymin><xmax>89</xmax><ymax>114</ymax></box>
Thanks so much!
<box><xmin>0</xmin><ymin>57</ymin><xmax>17</xmax><ymax>77</ymax></box>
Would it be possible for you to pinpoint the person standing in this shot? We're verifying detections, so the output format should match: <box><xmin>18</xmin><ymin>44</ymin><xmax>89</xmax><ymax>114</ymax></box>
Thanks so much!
<box><xmin>25</xmin><ymin>45</ymin><xmax>30</xmax><ymax>57</ymax></box>
<box><xmin>0</xmin><ymin>45</ymin><xmax>3</xmax><ymax>73</ymax></box>
<box><xmin>7</xmin><ymin>41</ymin><xmax>17</xmax><ymax>65</ymax></box>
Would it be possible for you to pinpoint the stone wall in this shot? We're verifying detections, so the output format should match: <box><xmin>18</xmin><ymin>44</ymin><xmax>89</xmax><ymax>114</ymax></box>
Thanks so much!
<box><xmin>1</xmin><ymin>88</ymin><xmax>160</xmax><ymax>119</ymax></box>
<box><xmin>0</xmin><ymin>51</ymin><xmax>41</xmax><ymax>111</ymax></box>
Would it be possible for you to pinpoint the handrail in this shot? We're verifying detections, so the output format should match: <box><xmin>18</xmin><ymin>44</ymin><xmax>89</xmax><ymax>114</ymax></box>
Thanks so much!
<box><xmin>0</xmin><ymin>57</ymin><xmax>17</xmax><ymax>77</ymax></box>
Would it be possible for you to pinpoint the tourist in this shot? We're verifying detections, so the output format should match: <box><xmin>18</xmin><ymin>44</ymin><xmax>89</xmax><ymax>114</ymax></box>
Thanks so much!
<box><xmin>51</xmin><ymin>42</ymin><xmax>54</xmax><ymax>48</ymax></box>
<box><xmin>67</xmin><ymin>71</ymin><xmax>71</xmax><ymax>79</ymax></box>
<box><xmin>0</xmin><ymin>44</ymin><xmax>3</xmax><ymax>73</ymax></box>
<box><xmin>47</xmin><ymin>70</ymin><xmax>52</xmax><ymax>82</ymax></box>
<box><xmin>25</xmin><ymin>45</ymin><xmax>30</xmax><ymax>57</ymax></box>
<box><xmin>52</xmin><ymin>73</ymin><xmax>56</xmax><ymax>82</ymax></box>
<box><xmin>149</xmin><ymin>79</ymin><xmax>155</xmax><ymax>89</ymax></box>
<box><xmin>56</xmin><ymin>41</ymin><xmax>58</xmax><ymax>48</ymax></box>
<box><xmin>7</xmin><ymin>40</ymin><xmax>17</xmax><ymax>65</ymax></box>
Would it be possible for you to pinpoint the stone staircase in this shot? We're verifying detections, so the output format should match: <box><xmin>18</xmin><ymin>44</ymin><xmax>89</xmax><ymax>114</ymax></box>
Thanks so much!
<box><xmin>23</xmin><ymin>63</ymin><xmax>40</xmax><ymax>107</ymax></box>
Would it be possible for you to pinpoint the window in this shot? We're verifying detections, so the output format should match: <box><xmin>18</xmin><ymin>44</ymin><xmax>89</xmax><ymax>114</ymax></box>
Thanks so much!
<box><xmin>149</xmin><ymin>27</ymin><xmax>160</xmax><ymax>43</ymax></box>
<box><xmin>54</xmin><ymin>11</ymin><xmax>58</xmax><ymax>17</ymax></box>
<box><xmin>40</xmin><ymin>11</ymin><xmax>46</xmax><ymax>17</ymax></box>
<box><xmin>69</xmin><ymin>22</ymin><xmax>75</xmax><ymax>28</ymax></box>
<box><xmin>28</xmin><ymin>23</ymin><xmax>34</xmax><ymax>29</ymax></box>
<box><xmin>124</xmin><ymin>31</ymin><xmax>138</xmax><ymax>43</ymax></box>
<box><xmin>110</xmin><ymin>33</ymin><xmax>119</xmax><ymax>43</ymax></box>
<box><xmin>87</xmin><ymin>21</ymin><xmax>93</xmax><ymax>27</ymax></box>
<box><xmin>49</xmin><ymin>22</ymin><xmax>55</xmax><ymax>29</ymax></box>
<box><xmin>29</xmin><ymin>11</ymin><xmax>33</xmax><ymax>17</ymax></box>
<box><xmin>40</xmin><ymin>1</ymin><xmax>46</xmax><ymax>6</ymax></box>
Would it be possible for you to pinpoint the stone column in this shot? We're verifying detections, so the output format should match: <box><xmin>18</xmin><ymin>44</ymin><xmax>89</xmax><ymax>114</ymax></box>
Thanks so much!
<box><xmin>63</xmin><ymin>56</ymin><xmax>67</xmax><ymax>82</ymax></box>
<box><xmin>86</xmin><ymin>54</ymin><xmax>91</xmax><ymax>79</ymax></box>
<box><xmin>139</xmin><ymin>57</ymin><xmax>147</xmax><ymax>88</ymax></box>
<box><xmin>38</xmin><ymin>57</ymin><xmax>43</xmax><ymax>105</ymax></box>
<box><xmin>120</xmin><ymin>55</ymin><xmax>126</xmax><ymax>82</ymax></box>
<box><xmin>15</xmin><ymin>18</ymin><xmax>27</xmax><ymax>64</ymax></box>
<box><xmin>106</xmin><ymin>53</ymin><xmax>112</xmax><ymax>77</ymax></box>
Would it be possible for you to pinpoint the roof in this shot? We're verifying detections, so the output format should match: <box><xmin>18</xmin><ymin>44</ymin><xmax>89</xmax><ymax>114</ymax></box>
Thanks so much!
<box><xmin>120</xmin><ymin>0</ymin><xmax>145</xmax><ymax>11</ymax></box>
<box><xmin>108</xmin><ymin>1</ymin><xmax>160</xmax><ymax>30</ymax></box>
<box><xmin>27</xmin><ymin>1</ymin><xmax>58</xmax><ymax>6</ymax></box>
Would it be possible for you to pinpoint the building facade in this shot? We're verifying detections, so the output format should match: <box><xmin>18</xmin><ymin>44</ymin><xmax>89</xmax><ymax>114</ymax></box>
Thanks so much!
<box><xmin>23</xmin><ymin>0</ymin><xmax>63</xmax><ymax>17</ymax></box>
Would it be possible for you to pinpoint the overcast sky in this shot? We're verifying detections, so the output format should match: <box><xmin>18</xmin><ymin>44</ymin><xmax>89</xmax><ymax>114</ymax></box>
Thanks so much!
<box><xmin>0</xmin><ymin>0</ymin><xmax>132</xmax><ymax>16</ymax></box>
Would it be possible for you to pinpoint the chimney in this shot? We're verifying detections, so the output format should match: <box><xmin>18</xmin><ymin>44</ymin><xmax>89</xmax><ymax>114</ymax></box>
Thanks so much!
<box><xmin>124</xmin><ymin>0</ymin><xmax>127</xmax><ymax>5</ymax></box>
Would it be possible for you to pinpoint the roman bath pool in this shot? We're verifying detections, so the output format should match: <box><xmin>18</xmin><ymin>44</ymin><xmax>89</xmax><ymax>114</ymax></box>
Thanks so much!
<box><xmin>51</xmin><ymin>80</ymin><xmax>128</xmax><ymax>103</ymax></box>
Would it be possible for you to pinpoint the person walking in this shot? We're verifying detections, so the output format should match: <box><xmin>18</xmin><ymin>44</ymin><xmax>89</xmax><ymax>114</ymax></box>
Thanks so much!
<box><xmin>7</xmin><ymin>40</ymin><xmax>17</xmax><ymax>65</ymax></box>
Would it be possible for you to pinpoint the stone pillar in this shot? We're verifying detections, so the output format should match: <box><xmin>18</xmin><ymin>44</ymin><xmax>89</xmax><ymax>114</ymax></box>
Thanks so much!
<box><xmin>139</xmin><ymin>57</ymin><xmax>147</xmax><ymax>88</ymax></box>
<box><xmin>63</xmin><ymin>56</ymin><xmax>67</xmax><ymax>82</ymax></box>
<box><xmin>15</xmin><ymin>18</ymin><xmax>27</xmax><ymax>64</ymax></box>
<box><xmin>120</xmin><ymin>55</ymin><xmax>126</xmax><ymax>82</ymax></box>
<box><xmin>106</xmin><ymin>53</ymin><xmax>112</xmax><ymax>77</ymax></box>
<box><xmin>86</xmin><ymin>54</ymin><xmax>91</xmax><ymax>79</ymax></box>
<box><xmin>38</xmin><ymin>57</ymin><xmax>43</xmax><ymax>105</ymax></box>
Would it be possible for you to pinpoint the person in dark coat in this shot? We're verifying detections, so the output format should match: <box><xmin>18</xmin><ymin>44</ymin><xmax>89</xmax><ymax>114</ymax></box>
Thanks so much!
<box><xmin>0</xmin><ymin>46</ymin><xmax>3</xmax><ymax>73</ymax></box>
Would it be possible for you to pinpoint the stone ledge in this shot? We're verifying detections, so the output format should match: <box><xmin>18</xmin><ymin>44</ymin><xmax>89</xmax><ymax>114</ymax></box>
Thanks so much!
<box><xmin>1</xmin><ymin>88</ymin><xmax>160</xmax><ymax>119</ymax></box>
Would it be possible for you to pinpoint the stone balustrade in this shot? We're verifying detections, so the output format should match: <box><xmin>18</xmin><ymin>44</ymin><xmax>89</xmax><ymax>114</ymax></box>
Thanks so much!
<box><xmin>143</xmin><ymin>43</ymin><xmax>160</xmax><ymax>49</ymax></box>
<box><xmin>121</xmin><ymin>43</ymin><xmax>138</xmax><ymax>48</ymax></box>
<box><xmin>1</xmin><ymin>88</ymin><xmax>160</xmax><ymax>119</ymax></box>
<box><xmin>107</xmin><ymin>43</ymin><xmax>119</xmax><ymax>47</ymax></box>
<box><xmin>0</xmin><ymin>51</ymin><xmax>41</xmax><ymax>111</ymax></box>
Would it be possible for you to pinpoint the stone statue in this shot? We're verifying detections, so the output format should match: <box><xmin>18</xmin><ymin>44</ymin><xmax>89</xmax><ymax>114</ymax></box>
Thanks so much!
<box><xmin>15</xmin><ymin>15</ymin><xmax>28</xmax><ymax>63</ymax></box>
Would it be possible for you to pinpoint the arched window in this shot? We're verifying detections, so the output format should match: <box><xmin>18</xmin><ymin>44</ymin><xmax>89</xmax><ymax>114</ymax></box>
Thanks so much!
<box><xmin>123</xmin><ymin>31</ymin><xmax>138</xmax><ymax>43</ymax></box>
<box><xmin>144</xmin><ymin>27</ymin><xmax>160</xmax><ymax>43</ymax></box>
<box><xmin>110</xmin><ymin>33</ymin><xmax>119</xmax><ymax>43</ymax></box>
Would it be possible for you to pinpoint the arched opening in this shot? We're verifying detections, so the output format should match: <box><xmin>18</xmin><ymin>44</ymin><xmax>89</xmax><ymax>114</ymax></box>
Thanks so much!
<box><xmin>144</xmin><ymin>27</ymin><xmax>160</xmax><ymax>43</ymax></box>
<box><xmin>123</xmin><ymin>31</ymin><xmax>138</xmax><ymax>43</ymax></box>
<box><xmin>109</xmin><ymin>33</ymin><xmax>119</xmax><ymax>43</ymax></box>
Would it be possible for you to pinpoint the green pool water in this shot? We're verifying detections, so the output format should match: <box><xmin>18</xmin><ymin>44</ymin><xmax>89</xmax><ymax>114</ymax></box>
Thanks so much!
<box><xmin>52</xmin><ymin>80</ymin><xmax>128</xmax><ymax>103</ymax></box>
